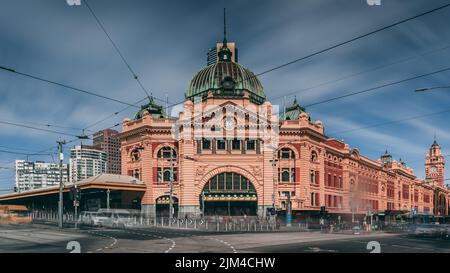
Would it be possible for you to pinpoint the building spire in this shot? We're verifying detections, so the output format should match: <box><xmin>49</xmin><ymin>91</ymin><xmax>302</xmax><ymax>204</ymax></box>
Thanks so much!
<box><xmin>218</xmin><ymin>8</ymin><xmax>232</xmax><ymax>62</ymax></box>
<box><xmin>223</xmin><ymin>8</ymin><xmax>227</xmax><ymax>47</ymax></box>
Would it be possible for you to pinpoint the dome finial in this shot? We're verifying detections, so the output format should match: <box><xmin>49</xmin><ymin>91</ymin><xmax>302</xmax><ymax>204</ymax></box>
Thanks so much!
<box><xmin>218</xmin><ymin>8</ymin><xmax>232</xmax><ymax>62</ymax></box>
<box><xmin>223</xmin><ymin>8</ymin><xmax>227</xmax><ymax>47</ymax></box>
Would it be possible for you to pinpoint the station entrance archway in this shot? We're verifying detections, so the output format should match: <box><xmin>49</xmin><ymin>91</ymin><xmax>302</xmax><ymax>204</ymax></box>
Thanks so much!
<box><xmin>200</xmin><ymin>172</ymin><xmax>257</xmax><ymax>216</ymax></box>
<box><xmin>155</xmin><ymin>196</ymin><xmax>179</xmax><ymax>217</ymax></box>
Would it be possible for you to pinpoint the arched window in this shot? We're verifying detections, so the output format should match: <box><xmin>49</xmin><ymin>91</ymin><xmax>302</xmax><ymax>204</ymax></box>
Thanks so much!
<box><xmin>310</xmin><ymin>151</ymin><xmax>318</xmax><ymax>162</ymax></box>
<box><xmin>157</xmin><ymin>146</ymin><xmax>177</xmax><ymax>159</ymax></box>
<box><xmin>279</xmin><ymin>148</ymin><xmax>295</xmax><ymax>159</ymax></box>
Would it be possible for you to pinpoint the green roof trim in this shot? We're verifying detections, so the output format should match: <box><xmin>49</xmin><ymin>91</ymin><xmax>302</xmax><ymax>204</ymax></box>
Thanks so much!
<box><xmin>135</xmin><ymin>97</ymin><xmax>167</xmax><ymax>120</ymax></box>
<box><xmin>280</xmin><ymin>98</ymin><xmax>308</xmax><ymax>121</ymax></box>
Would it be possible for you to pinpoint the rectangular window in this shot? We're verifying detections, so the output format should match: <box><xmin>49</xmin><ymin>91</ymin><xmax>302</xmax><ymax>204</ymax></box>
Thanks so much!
<box><xmin>202</xmin><ymin>138</ymin><xmax>211</xmax><ymax>150</ymax></box>
<box><xmin>281</xmin><ymin>168</ymin><xmax>290</xmax><ymax>182</ymax></box>
<box><xmin>233</xmin><ymin>173</ymin><xmax>241</xmax><ymax>190</ymax></box>
<box><xmin>226</xmin><ymin>173</ymin><xmax>233</xmax><ymax>190</ymax></box>
<box><xmin>217</xmin><ymin>139</ymin><xmax>226</xmax><ymax>150</ymax></box>
<box><xmin>291</xmin><ymin>168</ymin><xmax>296</xmax><ymax>182</ymax></box>
<box><xmin>246</xmin><ymin>139</ymin><xmax>255</xmax><ymax>151</ymax></box>
<box><xmin>315</xmin><ymin>171</ymin><xmax>320</xmax><ymax>185</ymax></box>
<box><xmin>232</xmin><ymin>139</ymin><xmax>241</xmax><ymax>150</ymax></box>
<box><xmin>218</xmin><ymin>173</ymin><xmax>225</xmax><ymax>190</ymax></box>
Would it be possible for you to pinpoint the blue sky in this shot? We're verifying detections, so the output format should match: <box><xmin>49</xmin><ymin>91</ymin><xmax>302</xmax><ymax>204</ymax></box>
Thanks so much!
<box><xmin>1</xmin><ymin>0</ymin><xmax>450</xmax><ymax>190</ymax></box>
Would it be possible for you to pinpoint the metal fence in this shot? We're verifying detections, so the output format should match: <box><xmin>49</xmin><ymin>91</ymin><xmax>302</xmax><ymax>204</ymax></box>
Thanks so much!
<box><xmin>31</xmin><ymin>211</ymin><xmax>313</xmax><ymax>232</ymax></box>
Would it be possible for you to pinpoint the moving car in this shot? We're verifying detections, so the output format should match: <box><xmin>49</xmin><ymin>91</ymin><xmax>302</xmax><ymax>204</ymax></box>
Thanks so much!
<box><xmin>80</xmin><ymin>211</ymin><xmax>109</xmax><ymax>226</ymax></box>
<box><xmin>102</xmin><ymin>212</ymin><xmax>136</xmax><ymax>229</ymax></box>
<box><xmin>411</xmin><ymin>223</ymin><xmax>442</xmax><ymax>237</ymax></box>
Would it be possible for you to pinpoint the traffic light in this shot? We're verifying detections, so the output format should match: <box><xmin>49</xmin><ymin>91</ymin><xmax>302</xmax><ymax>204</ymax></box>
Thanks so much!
<box><xmin>75</xmin><ymin>187</ymin><xmax>81</xmax><ymax>201</ymax></box>
<box><xmin>70</xmin><ymin>186</ymin><xmax>81</xmax><ymax>201</ymax></box>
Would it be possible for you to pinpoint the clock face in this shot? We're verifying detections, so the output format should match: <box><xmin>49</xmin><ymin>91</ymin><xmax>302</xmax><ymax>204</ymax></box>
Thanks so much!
<box><xmin>224</xmin><ymin>118</ymin><xmax>234</xmax><ymax>131</ymax></box>
<box><xmin>430</xmin><ymin>166</ymin><xmax>437</xmax><ymax>173</ymax></box>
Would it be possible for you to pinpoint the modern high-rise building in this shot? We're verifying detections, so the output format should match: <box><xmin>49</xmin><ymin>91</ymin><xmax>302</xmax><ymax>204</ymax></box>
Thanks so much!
<box><xmin>15</xmin><ymin>160</ymin><xmax>69</xmax><ymax>192</ymax></box>
<box><xmin>69</xmin><ymin>145</ymin><xmax>107</xmax><ymax>182</ymax></box>
<box><xmin>207</xmin><ymin>42</ymin><xmax>238</xmax><ymax>65</ymax></box>
<box><xmin>93</xmin><ymin>129</ymin><xmax>121</xmax><ymax>174</ymax></box>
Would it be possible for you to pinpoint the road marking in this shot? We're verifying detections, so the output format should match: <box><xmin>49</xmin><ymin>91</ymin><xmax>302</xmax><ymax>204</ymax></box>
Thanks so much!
<box><xmin>121</xmin><ymin>230</ymin><xmax>176</xmax><ymax>253</ymax></box>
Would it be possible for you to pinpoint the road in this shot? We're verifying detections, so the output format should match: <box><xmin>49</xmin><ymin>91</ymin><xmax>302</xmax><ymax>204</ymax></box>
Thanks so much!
<box><xmin>0</xmin><ymin>223</ymin><xmax>448</xmax><ymax>253</ymax></box>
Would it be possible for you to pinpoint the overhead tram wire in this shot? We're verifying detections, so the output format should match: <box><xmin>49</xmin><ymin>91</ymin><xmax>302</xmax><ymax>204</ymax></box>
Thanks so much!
<box><xmin>268</xmin><ymin>42</ymin><xmax>450</xmax><ymax>102</ymax></box>
<box><xmin>83</xmin><ymin>0</ymin><xmax>169</xmax><ymax>105</ymax></box>
<box><xmin>82</xmin><ymin>96</ymin><xmax>148</xmax><ymax>130</ymax></box>
<box><xmin>0</xmin><ymin>120</ymin><xmax>88</xmax><ymax>138</ymax></box>
<box><xmin>303</xmin><ymin>66</ymin><xmax>450</xmax><ymax>108</ymax></box>
<box><xmin>0</xmin><ymin>65</ymin><xmax>140</xmax><ymax>108</ymax></box>
<box><xmin>163</xmin><ymin>2</ymin><xmax>450</xmax><ymax>110</ymax></box>
<box><xmin>325</xmin><ymin>107</ymin><xmax>450</xmax><ymax>137</ymax></box>
<box><xmin>270</xmin><ymin>65</ymin><xmax>450</xmax><ymax>116</ymax></box>
<box><xmin>238</xmin><ymin>3</ymin><xmax>450</xmax><ymax>86</ymax></box>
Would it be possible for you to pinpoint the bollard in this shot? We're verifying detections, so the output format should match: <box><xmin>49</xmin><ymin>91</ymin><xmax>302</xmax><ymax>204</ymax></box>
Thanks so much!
<box><xmin>206</xmin><ymin>220</ymin><xmax>208</xmax><ymax>231</ymax></box>
<box><xmin>194</xmin><ymin>219</ymin><xmax>197</xmax><ymax>229</ymax></box>
<box><xmin>247</xmin><ymin>222</ymin><xmax>250</xmax><ymax>232</ymax></box>
<box><xmin>161</xmin><ymin>217</ymin><xmax>164</xmax><ymax>227</ymax></box>
<box><xmin>185</xmin><ymin>220</ymin><xmax>188</xmax><ymax>229</ymax></box>
<box><xmin>267</xmin><ymin>222</ymin><xmax>269</xmax><ymax>231</ymax></box>
<box><xmin>217</xmin><ymin>221</ymin><xmax>219</xmax><ymax>232</ymax></box>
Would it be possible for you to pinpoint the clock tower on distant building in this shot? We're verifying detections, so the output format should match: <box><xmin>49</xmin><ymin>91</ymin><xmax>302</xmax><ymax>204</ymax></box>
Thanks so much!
<box><xmin>425</xmin><ymin>138</ymin><xmax>445</xmax><ymax>187</ymax></box>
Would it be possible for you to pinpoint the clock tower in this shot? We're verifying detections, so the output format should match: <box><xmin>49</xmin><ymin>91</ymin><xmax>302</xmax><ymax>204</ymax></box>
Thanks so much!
<box><xmin>425</xmin><ymin>138</ymin><xmax>445</xmax><ymax>187</ymax></box>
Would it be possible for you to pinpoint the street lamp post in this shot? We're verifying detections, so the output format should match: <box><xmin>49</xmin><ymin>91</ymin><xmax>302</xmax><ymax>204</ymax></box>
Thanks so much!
<box><xmin>168</xmin><ymin>152</ymin><xmax>176</xmax><ymax>221</ymax></box>
<box><xmin>57</xmin><ymin>139</ymin><xmax>66</xmax><ymax>229</ymax></box>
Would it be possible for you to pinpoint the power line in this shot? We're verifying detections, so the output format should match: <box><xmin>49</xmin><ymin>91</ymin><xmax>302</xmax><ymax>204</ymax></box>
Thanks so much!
<box><xmin>83</xmin><ymin>0</ymin><xmax>155</xmax><ymax>102</ymax></box>
<box><xmin>83</xmin><ymin>96</ymin><xmax>148</xmax><ymax>130</ymax></box>
<box><xmin>0</xmin><ymin>118</ymin><xmax>93</xmax><ymax>133</ymax></box>
<box><xmin>240</xmin><ymin>3</ymin><xmax>450</xmax><ymax>84</ymax></box>
<box><xmin>0</xmin><ymin>120</ymin><xmax>85</xmax><ymax>138</ymax></box>
<box><xmin>303</xmin><ymin>66</ymin><xmax>450</xmax><ymax>108</ymax></box>
<box><xmin>269</xmin><ymin>42</ymin><xmax>450</xmax><ymax>102</ymax></box>
<box><xmin>0</xmin><ymin>149</ymin><xmax>54</xmax><ymax>156</ymax></box>
<box><xmin>0</xmin><ymin>65</ymin><xmax>140</xmax><ymax>108</ymax></box>
<box><xmin>163</xmin><ymin>3</ymin><xmax>450</xmax><ymax>110</ymax></box>
<box><xmin>328</xmin><ymin>108</ymin><xmax>450</xmax><ymax>136</ymax></box>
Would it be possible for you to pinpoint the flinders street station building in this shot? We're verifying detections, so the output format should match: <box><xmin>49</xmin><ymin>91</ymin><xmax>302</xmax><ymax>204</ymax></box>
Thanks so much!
<box><xmin>1</xmin><ymin>34</ymin><xmax>448</xmax><ymax>223</ymax></box>
<box><xmin>118</xmin><ymin>35</ymin><xmax>449</xmax><ymax>221</ymax></box>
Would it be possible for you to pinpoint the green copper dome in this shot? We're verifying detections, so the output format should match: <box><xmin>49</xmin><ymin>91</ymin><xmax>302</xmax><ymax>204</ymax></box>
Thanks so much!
<box><xmin>185</xmin><ymin>61</ymin><xmax>266</xmax><ymax>104</ymax></box>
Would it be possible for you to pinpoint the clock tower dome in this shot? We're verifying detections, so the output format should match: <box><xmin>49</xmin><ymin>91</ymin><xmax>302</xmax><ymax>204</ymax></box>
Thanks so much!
<box><xmin>425</xmin><ymin>138</ymin><xmax>445</xmax><ymax>187</ymax></box>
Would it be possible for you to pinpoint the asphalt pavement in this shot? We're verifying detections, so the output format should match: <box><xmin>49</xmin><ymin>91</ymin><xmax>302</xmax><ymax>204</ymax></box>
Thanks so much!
<box><xmin>0</xmin><ymin>223</ymin><xmax>448</xmax><ymax>253</ymax></box>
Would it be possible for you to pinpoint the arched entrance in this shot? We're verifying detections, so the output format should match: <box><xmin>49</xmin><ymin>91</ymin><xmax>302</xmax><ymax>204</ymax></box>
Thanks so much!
<box><xmin>200</xmin><ymin>172</ymin><xmax>257</xmax><ymax>216</ymax></box>
<box><xmin>155</xmin><ymin>196</ymin><xmax>179</xmax><ymax>217</ymax></box>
